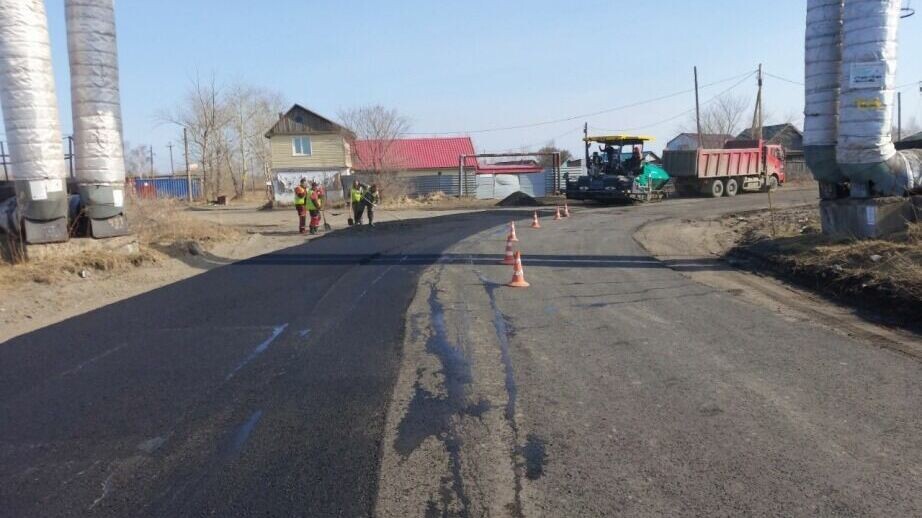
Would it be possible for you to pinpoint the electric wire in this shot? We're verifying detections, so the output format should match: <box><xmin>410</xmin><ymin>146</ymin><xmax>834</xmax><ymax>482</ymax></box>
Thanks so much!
<box><xmin>405</xmin><ymin>69</ymin><xmax>757</xmax><ymax>135</ymax></box>
<box><xmin>590</xmin><ymin>70</ymin><xmax>757</xmax><ymax>133</ymax></box>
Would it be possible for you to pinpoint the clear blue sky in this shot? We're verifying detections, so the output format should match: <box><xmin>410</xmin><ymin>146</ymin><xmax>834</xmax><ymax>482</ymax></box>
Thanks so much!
<box><xmin>8</xmin><ymin>0</ymin><xmax>922</xmax><ymax>171</ymax></box>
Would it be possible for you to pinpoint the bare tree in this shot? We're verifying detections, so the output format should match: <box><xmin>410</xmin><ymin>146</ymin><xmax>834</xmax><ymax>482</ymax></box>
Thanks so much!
<box><xmin>536</xmin><ymin>142</ymin><xmax>572</xmax><ymax>168</ymax></box>
<box><xmin>224</xmin><ymin>84</ymin><xmax>286</xmax><ymax>198</ymax></box>
<box><xmin>680</xmin><ymin>93</ymin><xmax>750</xmax><ymax>147</ymax></box>
<box><xmin>123</xmin><ymin>143</ymin><xmax>149</xmax><ymax>178</ymax></box>
<box><xmin>338</xmin><ymin>105</ymin><xmax>411</xmax><ymax>174</ymax></box>
<box><xmin>160</xmin><ymin>73</ymin><xmax>230</xmax><ymax>199</ymax></box>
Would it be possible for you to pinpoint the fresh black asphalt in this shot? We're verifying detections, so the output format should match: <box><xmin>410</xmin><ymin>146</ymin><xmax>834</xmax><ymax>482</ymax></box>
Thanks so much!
<box><xmin>0</xmin><ymin>211</ymin><xmax>512</xmax><ymax>518</ymax></box>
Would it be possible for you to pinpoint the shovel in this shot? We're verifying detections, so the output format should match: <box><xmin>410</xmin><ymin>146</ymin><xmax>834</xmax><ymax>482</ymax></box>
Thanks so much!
<box><xmin>321</xmin><ymin>208</ymin><xmax>333</xmax><ymax>232</ymax></box>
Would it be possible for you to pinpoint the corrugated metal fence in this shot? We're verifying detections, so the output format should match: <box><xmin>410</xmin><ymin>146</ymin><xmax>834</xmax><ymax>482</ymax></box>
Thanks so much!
<box><xmin>130</xmin><ymin>177</ymin><xmax>203</xmax><ymax>200</ymax></box>
<box><xmin>348</xmin><ymin>172</ymin><xmax>477</xmax><ymax>198</ymax></box>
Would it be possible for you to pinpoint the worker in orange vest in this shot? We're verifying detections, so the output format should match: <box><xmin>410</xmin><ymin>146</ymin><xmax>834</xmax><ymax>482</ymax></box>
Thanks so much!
<box><xmin>307</xmin><ymin>181</ymin><xmax>324</xmax><ymax>234</ymax></box>
<box><xmin>294</xmin><ymin>178</ymin><xmax>308</xmax><ymax>234</ymax></box>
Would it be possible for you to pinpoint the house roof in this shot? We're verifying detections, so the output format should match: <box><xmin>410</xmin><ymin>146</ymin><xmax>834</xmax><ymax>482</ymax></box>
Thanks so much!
<box><xmin>736</xmin><ymin>123</ymin><xmax>803</xmax><ymax>144</ymax></box>
<box><xmin>668</xmin><ymin>133</ymin><xmax>735</xmax><ymax>147</ymax></box>
<box><xmin>352</xmin><ymin>137</ymin><xmax>479</xmax><ymax>171</ymax></box>
<box><xmin>901</xmin><ymin>131</ymin><xmax>922</xmax><ymax>142</ymax></box>
<box><xmin>265</xmin><ymin>104</ymin><xmax>353</xmax><ymax>138</ymax></box>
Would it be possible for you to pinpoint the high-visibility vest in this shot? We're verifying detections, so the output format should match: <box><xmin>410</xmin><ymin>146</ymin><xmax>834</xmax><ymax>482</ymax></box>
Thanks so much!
<box><xmin>306</xmin><ymin>189</ymin><xmax>320</xmax><ymax>210</ymax></box>
<box><xmin>294</xmin><ymin>186</ymin><xmax>307</xmax><ymax>206</ymax></box>
<box><xmin>351</xmin><ymin>187</ymin><xmax>364</xmax><ymax>203</ymax></box>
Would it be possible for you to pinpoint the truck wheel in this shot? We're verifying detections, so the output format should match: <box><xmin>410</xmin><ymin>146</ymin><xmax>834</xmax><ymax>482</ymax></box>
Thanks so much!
<box><xmin>764</xmin><ymin>175</ymin><xmax>779</xmax><ymax>192</ymax></box>
<box><xmin>725</xmin><ymin>178</ymin><xmax>739</xmax><ymax>197</ymax></box>
<box><xmin>708</xmin><ymin>179</ymin><xmax>725</xmax><ymax>198</ymax></box>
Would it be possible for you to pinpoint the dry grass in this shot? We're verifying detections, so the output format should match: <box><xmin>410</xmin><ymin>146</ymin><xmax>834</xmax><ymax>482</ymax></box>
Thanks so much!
<box><xmin>0</xmin><ymin>196</ymin><xmax>240</xmax><ymax>286</ymax></box>
<box><xmin>126</xmin><ymin>197</ymin><xmax>239</xmax><ymax>247</ymax></box>
<box><xmin>791</xmin><ymin>221</ymin><xmax>922</xmax><ymax>300</ymax></box>
<box><xmin>732</xmin><ymin>207</ymin><xmax>922</xmax><ymax>310</ymax></box>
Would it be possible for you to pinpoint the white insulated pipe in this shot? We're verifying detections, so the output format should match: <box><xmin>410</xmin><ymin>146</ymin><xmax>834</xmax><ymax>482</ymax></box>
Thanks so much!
<box><xmin>804</xmin><ymin>0</ymin><xmax>845</xmax><ymax>184</ymax></box>
<box><xmin>804</xmin><ymin>0</ymin><xmax>843</xmax><ymax>149</ymax></box>
<box><xmin>837</xmin><ymin>0</ymin><xmax>919</xmax><ymax>195</ymax></box>
<box><xmin>66</xmin><ymin>0</ymin><xmax>126</xmax><ymax>187</ymax></box>
<box><xmin>0</xmin><ymin>0</ymin><xmax>68</xmax><ymax>185</ymax></box>
<box><xmin>837</xmin><ymin>0</ymin><xmax>900</xmax><ymax>166</ymax></box>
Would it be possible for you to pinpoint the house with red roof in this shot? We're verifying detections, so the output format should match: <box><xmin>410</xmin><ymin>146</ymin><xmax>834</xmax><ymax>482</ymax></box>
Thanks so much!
<box><xmin>351</xmin><ymin>137</ymin><xmax>479</xmax><ymax>178</ymax></box>
<box><xmin>352</xmin><ymin>136</ymin><xmax>547</xmax><ymax>198</ymax></box>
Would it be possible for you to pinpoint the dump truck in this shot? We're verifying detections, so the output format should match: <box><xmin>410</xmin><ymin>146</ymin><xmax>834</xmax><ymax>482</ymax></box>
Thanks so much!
<box><xmin>662</xmin><ymin>139</ymin><xmax>785</xmax><ymax>197</ymax></box>
<box><xmin>565</xmin><ymin>135</ymin><xmax>671</xmax><ymax>203</ymax></box>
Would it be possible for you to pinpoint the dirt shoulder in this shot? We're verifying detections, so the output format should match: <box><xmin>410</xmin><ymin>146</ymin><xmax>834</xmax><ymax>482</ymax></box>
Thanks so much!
<box><xmin>0</xmin><ymin>198</ymin><xmax>483</xmax><ymax>343</ymax></box>
<box><xmin>634</xmin><ymin>202</ymin><xmax>922</xmax><ymax>357</ymax></box>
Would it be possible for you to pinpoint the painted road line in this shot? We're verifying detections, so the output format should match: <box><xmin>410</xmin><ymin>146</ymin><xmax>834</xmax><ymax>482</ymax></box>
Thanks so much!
<box><xmin>226</xmin><ymin>324</ymin><xmax>289</xmax><ymax>380</ymax></box>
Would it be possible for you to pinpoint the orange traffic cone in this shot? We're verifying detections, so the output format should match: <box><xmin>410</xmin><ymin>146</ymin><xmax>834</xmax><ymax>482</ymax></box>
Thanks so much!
<box><xmin>554</xmin><ymin>206</ymin><xmax>562</xmax><ymax>220</ymax></box>
<box><xmin>500</xmin><ymin>236</ymin><xmax>516</xmax><ymax>265</ymax></box>
<box><xmin>507</xmin><ymin>221</ymin><xmax>519</xmax><ymax>242</ymax></box>
<box><xmin>507</xmin><ymin>251</ymin><xmax>530</xmax><ymax>288</ymax></box>
<box><xmin>530</xmin><ymin>211</ymin><xmax>541</xmax><ymax>229</ymax></box>
<box><xmin>563</xmin><ymin>203</ymin><xmax>571</xmax><ymax>217</ymax></box>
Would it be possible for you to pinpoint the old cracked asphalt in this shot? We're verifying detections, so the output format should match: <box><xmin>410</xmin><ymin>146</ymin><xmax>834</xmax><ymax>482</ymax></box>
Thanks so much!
<box><xmin>2</xmin><ymin>189</ymin><xmax>921</xmax><ymax>517</ymax></box>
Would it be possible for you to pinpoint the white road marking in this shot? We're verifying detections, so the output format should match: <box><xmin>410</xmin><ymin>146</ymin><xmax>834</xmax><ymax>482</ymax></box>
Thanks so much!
<box><xmin>226</xmin><ymin>324</ymin><xmax>289</xmax><ymax>380</ymax></box>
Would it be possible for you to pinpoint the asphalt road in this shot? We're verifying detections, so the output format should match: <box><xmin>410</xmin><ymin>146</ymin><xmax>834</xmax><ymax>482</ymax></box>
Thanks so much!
<box><xmin>376</xmin><ymin>190</ymin><xmax>922</xmax><ymax>517</ymax></box>
<box><xmin>3</xmin><ymin>188</ymin><xmax>922</xmax><ymax>517</ymax></box>
<box><xmin>0</xmin><ymin>211</ymin><xmax>514</xmax><ymax>517</ymax></box>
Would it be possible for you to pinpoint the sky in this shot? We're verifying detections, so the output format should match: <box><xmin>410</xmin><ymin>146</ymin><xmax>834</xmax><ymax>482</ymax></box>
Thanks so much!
<box><xmin>5</xmin><ymin>0</ymin><xmax>922</xmax><ymax>172</ymax></box>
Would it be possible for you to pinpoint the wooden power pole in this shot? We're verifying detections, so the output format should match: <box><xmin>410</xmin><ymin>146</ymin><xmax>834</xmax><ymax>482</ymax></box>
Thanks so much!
<box><xmin>694</xmin><ymin>66</ymin><xmax>702</xmax><ymax>148</ymax></box>
<box><xmin>751</xmin><ymin>64</ymin><xmax>764</xmax><ymax>141</ymax></box>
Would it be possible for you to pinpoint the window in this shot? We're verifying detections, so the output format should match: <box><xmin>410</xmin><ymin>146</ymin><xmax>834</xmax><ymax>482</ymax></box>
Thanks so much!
<box><xmin>292</xmin><ymin>136</ymin><xmax>311</xmax><ymax>156</ymax></box>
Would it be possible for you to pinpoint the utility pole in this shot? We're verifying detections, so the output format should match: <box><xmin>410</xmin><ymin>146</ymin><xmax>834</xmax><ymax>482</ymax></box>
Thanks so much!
<box><xmin>167</xmin><ymin>142</ymin><xmax>175</xmax><ymax>176</ymax></box>
<box><xmin>694</xmin><ymin>66</ymin><xmax>702</xmax><ymax>148</ymax></box>
<box><xmin>183</xmin><ymin>127</ymin><xmax>192</xmax><ymax>202</ymax></box>
<box><xmin>583</xmin><ymin>122</ymin><xmax>589</xmax><ymax>173</ymax></box>
<box><xmin>897</xmin><ymin>91</ymin><xmax>902</xmax><ymax>143</ymax></box>
<box><xmin>148</xmin><ymin>145</ymin><xmax>154</xmax><ymax>178</ymax></box>
<box><xmin>751</xmin><ymin>64</ymin><xmax>764</xmax><ymax>142</ymax></box>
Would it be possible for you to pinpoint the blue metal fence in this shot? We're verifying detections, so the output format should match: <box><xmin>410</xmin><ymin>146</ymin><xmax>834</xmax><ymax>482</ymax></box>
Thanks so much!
<box><xmin>132</xmin><ymin>177</ymin><xmax>203</xmax><ymax>200</ymax></box>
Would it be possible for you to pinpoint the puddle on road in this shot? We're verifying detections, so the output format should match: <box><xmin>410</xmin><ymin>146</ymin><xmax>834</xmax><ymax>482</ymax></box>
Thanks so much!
<box><xmin>395</xmin><ymin>282</ymin><xmax>491</xmax><ymax>518</ymax></box>
<box><xmin>475</xmin><ymin>270</ymin><xmax>530</xmax><ymax>517</ymax></box>
<box><xmin>522</xmin><ymin>434</ymin><xmax>547</xmax><ymax>480</ymax></box>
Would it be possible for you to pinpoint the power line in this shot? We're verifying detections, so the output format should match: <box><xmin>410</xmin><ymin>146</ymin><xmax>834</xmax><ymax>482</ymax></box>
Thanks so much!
<box><xmin>765</xmin><ymin>70</ymin><xmax>920</xmax><ymax>92</ymax></box>
<box><xmin>406</xmin><ymin>69</ymin><xmax>757</xmax><ymax>136</ymax></box>
<box><xmin>591</xmin><ymin>71</ymin><xmax>757</xmax><ymax>133</ymax></box>
<box><xmin>764</xmin><ymin>71</ymin><xmax>803</xmax><ymax>86</ymax></box>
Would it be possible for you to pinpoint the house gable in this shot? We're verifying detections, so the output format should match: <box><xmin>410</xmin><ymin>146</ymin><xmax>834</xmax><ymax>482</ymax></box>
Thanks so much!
<box><xmin>266</xmin><ymin>104</ymin><xmax>354</xmax><ymax>138</ymax></box>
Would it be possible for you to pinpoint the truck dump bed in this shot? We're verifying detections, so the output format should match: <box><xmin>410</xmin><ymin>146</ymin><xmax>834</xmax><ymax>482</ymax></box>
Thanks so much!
<box><xmin>662</xmin><ymin>147</ymin><xmax>763</xmax><ymax>179</ymax></box>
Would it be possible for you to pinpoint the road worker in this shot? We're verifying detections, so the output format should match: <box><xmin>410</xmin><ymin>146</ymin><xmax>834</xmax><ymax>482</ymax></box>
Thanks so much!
<box><xmin>362</xmin><ymin>184</ymin><xmax>381</xmax><ymax>227</ymax></box>
<box><xmin>350</xmin><ymin>179</ymin><xmax>367</xmax><ymax>225</ymax></box>
<box><xmin>294</xmin><ymin>178</ymin><xmax>308</xmax><ymax>234</ymax></box>
<box><xmin>626</xmin><ymin>146</ymin><xmax>644</xmax><ymax>174</ymax></box>
<box><xmin>307</xmin><ymin>181</ymin><xmax>324</xmax><ymax>234</ymax></box>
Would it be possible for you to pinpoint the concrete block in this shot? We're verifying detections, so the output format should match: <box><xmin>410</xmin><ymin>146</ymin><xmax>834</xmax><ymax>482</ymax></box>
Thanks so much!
<box><xmin>820</xmin><ymin>196</ymin><xmax>916</xmax><ymax>239</ymax></box>
<box><xmin>26</xmin><ymin>235</ymin><xmax>140</xmax><ymax>261</ymax></box>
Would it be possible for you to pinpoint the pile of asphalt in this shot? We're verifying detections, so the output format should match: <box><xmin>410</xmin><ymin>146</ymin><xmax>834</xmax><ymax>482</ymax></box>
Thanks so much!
<box><xmin>496</xmin><ymin>191</ymin><xmax>539</xmax><ymax>207</ymax></box>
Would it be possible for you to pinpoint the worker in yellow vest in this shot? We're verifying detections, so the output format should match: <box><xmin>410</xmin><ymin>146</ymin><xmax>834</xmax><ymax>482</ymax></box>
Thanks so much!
<box><xmin>294</xmin><ymin>178</ymin><xmax>308</xmax><ymax>234</ymax></box>
<box><xmin>307</xmin><ymin>181</ymin><xmax>324</xmax><ymax>234</ymax></box>
<box><xmin>350</xmin><ymin>179</ymin><xmax>367</xmax><ymax>225</ymax></box>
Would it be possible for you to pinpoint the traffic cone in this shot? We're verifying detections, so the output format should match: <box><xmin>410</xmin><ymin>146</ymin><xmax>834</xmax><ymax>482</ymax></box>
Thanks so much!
<box><xmin>530</xmin><ymin>210</ymin><xmax>541</xmax><ymax>229</ymax></box>
<box><xmin>500</xmin><ymin>236</ymin><xmax>516</xmax><ymax>265</ymax></box>
<box><xmin>554</xmin><ymin>206</ymin><xmax>562</xmax><ymax>220</ymax></box>
<box><xmin>507</xmin><ymin>221</ymin><xmax>519</xmax><ymax>242</ymax></box>
<box><xmin>563</xmin><ymin>203</ymin><xmax>571</xmax><ymax>217</ymax></box>
<box><xmin>507</xmin><ymin>251</ymin><xmax>530</xmax><ymax>288</ymax></box>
